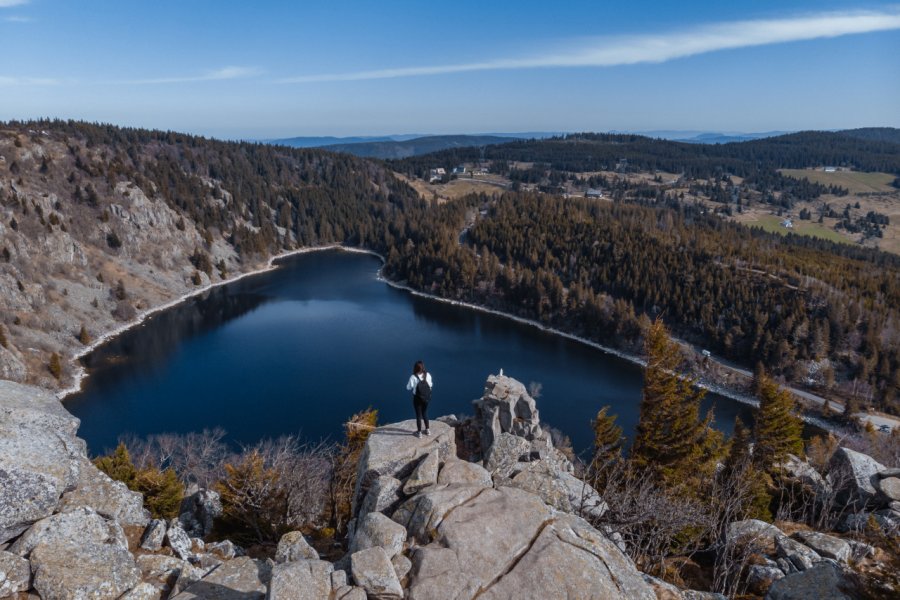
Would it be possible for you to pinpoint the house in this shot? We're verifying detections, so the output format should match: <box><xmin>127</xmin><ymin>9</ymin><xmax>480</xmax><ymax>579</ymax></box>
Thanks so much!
<box><xmin>428</xmin><ymin>168</ymin><xmax>446</xmax><ymax>183</ymax></box>
<box><xmin>781</xmin><ymin>218</ymin><xmax>794</xmax><ymax>229</ymax></box>
<box><xmin>824</xmin><ymin>166</ymin><xmax>837</xmax><ymax>173</ymax></box>
<box><xmin>452</xmin><ymin>165</ymin><xmax>467</xmax><ymax>175</ymax></box>
<box><xmin>586</xmin><ymin>188</ymin><xmax>604</xmax><ymax>198</ymax></box>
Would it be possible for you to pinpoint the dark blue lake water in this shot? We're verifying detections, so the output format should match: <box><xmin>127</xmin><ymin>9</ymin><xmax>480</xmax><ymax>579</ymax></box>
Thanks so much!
<box><xmin>66</xmin><ymin>250</ymin><xmax>755</xmax><ymax>455</ymax></box>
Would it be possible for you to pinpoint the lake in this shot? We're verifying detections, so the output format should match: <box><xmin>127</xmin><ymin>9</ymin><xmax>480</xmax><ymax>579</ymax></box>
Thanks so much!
<box><xmin>65</xmin><ymin>249</ymin><xmax>755</xmax><ymax>456</ymax></box>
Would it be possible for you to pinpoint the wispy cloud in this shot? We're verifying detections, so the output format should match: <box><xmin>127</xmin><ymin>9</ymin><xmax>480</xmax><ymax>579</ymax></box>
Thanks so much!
<box><xmin>279</xmin><ymin>9</ymin><xmax>900</xmax><ymax>83</ymax></box>
<box><xmin>0</xmin><ymin>0</ymin><xmax>29</xmax><ymax>7</ymax></box>
<box><xmin>123</xmin><ymin>66</ymin><xmax>261</xmax><ymax>85</ymax></box>
<box><xmin>0</xmin><ymin>75</ymin><xmax>59</xmax><ymax>86</ymax></box>
<box><xmin>4</xmin><ymin>15</ymin><xmax>32</xmax><ymax>22</ymax></box>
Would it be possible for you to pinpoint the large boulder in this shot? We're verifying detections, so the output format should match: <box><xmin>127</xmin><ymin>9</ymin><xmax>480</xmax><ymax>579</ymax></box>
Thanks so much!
<box><xmin>172</xmin><ymin>556</ymin><xmax>271</xmax><ymax>600</ymax></box>
<box><xmin>359</xmin><ymin>475</ymin><xmax>403</xmax><ymax>518</ymax></box>
<box><xmin>0</xmin><ymin>550</ymin><xmax>30</xmax><ymax>597</ymax></box>
<box><xmin>178</xmin><ymin>489</ymin><xmax>222</xmax><ymax>538</ymax></box>
<box><xmin>877</xmin><ymin>477</ymin><xmax>900</xmax><ymax>502</ymax></box>
<box><xmin>268</xmin><ymin>559</ymin><xmax>333</xmax><ymax>600</ymax></box>
<box><xmin>165</xmin><ymin>521</ymin><xmax>194</xmax><ymax>561</ymax></box>
<box><xmin>136</xmin><ymin>554</ymin><xmax>194</xmax><ymax>596</ymax></box>
<box><xmin>403</xmin><ymin>452</ymin><xmax>439</xmax><ymax>495</ymax></box>
<box><xmin>774</xmin><ymin>455</ymin><xmax>831</xmax><ymax>498</ymax></box>
<box><xmin>791</xmin><ymin>531</ymin><xmax>851</xmax><ymax>564</ymax></box>
<box><xmin>352</xmin><ymin>419</ymin><xmax>455</xmax><ymax>516</ymax></box>
<box><xmin>59</xmin><ymin>457</ymin><xmax>150</xmax><ymax>527</ymax></box>
<box><xmin>473</xmin><ymin>374</ymin><xmax>542</xmax><ymax>455</ymax></box>
<box><xmin>350</xmin><ymin>546</ymin><xmax>403</xmax><ymax>600</ymax></box>
<box><xmin>405</xmin><ymin>485</ymin><xmax>654</xmax><ymax>600</ymax></box>
<box><xmin>765</xmin><ymin>563</ymin><xmax>855</xmax><ymax>600</ymax></box>
<box><xmin>140</xmin><ymin>519</ymin><xmax>168</xmax><ymax>551</ymax></box>
<box><xmin>746</xmin><ymin>565</ymin><xmax>785</xmax><ymax>596</ymax></box>
<box><xmin>275</xmin><ymin>531</ymin><xmax>319</xmax><ymax>563</ymax></box>
<box><xmin>10</xmin><ymin>506</ymin><xmax>127</xmax><ymax>557</ymax></box>
<box><xmin>775</xmin><ymin>536</ymin><xmax>822</xmax><ymax>571</ymax></box>
<box><xmin>0</xmin><ymin>381</ymin><xmax>84</xmax><ymax>543</ymax></box>
<box><xmin>437</xmin><ymin>459</ymin><xmax>492</xmax><ymax>487</ymax></box>
<box><xmin>724</xmin><ymin>519</ymin><xmax>784</xmax><ymax>555</ymax></box>
<box><xmin>350</xmin><ymin>512</ymin><xmax>407</xmax><ymax>559</ymax></box>
<box><xmin>391</xmin><ymin>484</ymin><xmax>487</xmax><ymax>544</ymax></box>
<box><xmin>508</xmin><ymin>462</ymin><xmax>607</xmax><ymax>520</ymax></box>
<box><xmin>828</xmin><ymin>447</ymin><xmax>885</xmax><ymax>508</ymax></box>
<box><xmin>30</xmin><ymin>541</ymin><xmax>141</xmax><ymax>600</ymax></box>
<box><xmin>483</xmin><ymin>432</ymin><xmax>532</xmax><ymax>477</ymax></box>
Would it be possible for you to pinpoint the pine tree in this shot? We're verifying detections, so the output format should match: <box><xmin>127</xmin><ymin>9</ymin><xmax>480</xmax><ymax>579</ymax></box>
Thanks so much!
<box><xmin>94</xmin><ymin>443</ymin><xmax>137</xmax><ymax>487</ymax></box>
<box><xmin>134</xmin><ymin>467</ymin><xmax>184</xmax><ymax>519</ymax></box>
<box><xmin>753</xmin><ymin>374</ymin><xmax>804</xmax><ymax>468</ymax></box>
<box><xmin>632</xmin><ymin>319</ymin><xmax>723</xmax><ymax>485</ymax></box>
<box><xmin>722</xmin><ymin>417</ymin><xmax>772</xmax><ymax>521</ymax></box>
<box><xmin>78</xmin><ymin>324</ymin><xmax>91</xmax><ymax>345</ymax></box>
<box><xmin>591</xmin><ymin>406</ymin><xmax>623</xmax><ymax>468</ymax></box>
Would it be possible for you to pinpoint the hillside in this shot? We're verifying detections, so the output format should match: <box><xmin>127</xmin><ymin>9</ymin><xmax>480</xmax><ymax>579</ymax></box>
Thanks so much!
<box><xmin>321</xmin><ymin>134</ymin><xmax>518</xmax><ymax>159</ymax></box>
<box><xmin>0</xmin><ymin>120</ymin><xmax>423</xmax><ymax>390</ymax></box>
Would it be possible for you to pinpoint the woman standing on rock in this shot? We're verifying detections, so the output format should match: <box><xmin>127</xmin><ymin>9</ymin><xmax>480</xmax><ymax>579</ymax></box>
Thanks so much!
<box><xmin>406</xmin><ymin>360</ymin><xmax>433</xmax><ymax>438</ymax></box>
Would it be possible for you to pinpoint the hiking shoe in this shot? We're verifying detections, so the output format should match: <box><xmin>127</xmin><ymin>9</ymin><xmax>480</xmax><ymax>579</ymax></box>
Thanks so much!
<box><xmin>414</xmin><ymin>431</ymin><xmax>422</xmax><ymax>438</ymax></box>
<box><xmin>424</xmin><ymin>429</ymin><xmax>431</xmax><ymax>436</ymax></box>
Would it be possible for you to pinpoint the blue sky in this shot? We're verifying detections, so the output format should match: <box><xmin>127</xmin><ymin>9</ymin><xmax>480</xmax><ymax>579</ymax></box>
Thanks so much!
<box><xmin>1</xmin><ymin>1</ymin><xmax>899</xmax><ymax>138</ymax></box>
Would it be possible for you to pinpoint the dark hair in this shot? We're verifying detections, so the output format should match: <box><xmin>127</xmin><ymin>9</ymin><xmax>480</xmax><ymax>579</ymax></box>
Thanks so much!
<box><xmin>413</xmin><ymin>360</ymin><xmax>425</xmax><ymax>375</ymax></box>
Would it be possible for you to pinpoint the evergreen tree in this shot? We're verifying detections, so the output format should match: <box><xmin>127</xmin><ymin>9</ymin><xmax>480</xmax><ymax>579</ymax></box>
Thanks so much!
<box><xmin>134</xmin><ymin>467</ymin><xmax>184</xmax><ymax>519</ymax></box>
<box><xmin>753</xmin><ymin>374</ymin><xmax>804</xmax><ymax>468</ymax></box>
<box><xmin>722</xmin><ymin>417</ymin><xmax>772</xmax><ymax>521</ymax></box>
<box><xmin>632</xmin><ymin>319</ymin><xmax>722</xmax><ymax>485</ymax></box>
<box><xmin>94</xmin><ymin>443</ymin><xmax>137</xmax><ymax>487</ymax></box>
<box><xmin>78</xmin><ymin>324</ymin><xmax>91</xmax><ymax>345</ymax></box>
<box><xmin>591</xmin><ymin>405</ymin><xmax>623</xmax><ymax>468</ymax></box>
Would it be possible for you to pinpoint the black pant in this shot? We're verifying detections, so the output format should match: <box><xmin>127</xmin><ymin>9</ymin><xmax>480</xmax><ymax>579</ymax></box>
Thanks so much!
<box><xmin>414</xmin><ymin>398</ymin><xmax>429</xmax><ymax>432</ymax></box>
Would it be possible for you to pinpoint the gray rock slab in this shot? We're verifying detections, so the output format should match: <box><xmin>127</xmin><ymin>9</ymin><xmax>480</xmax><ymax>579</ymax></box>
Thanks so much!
<box><xmin>350</xmin><ymin>546</ymin><xmax>403</xmax><ymax>600</ymax></box>
<box><xmin>120</xmin><ymin>582</ymin><xmax>165</xmax><ymax>600</ymax></box>
<box><xmin>274</xmin><ymin>531</ymin><xmax>318</xmax><ymax>563</ymax></box>
<box><xmin>776</xmin><ymin>536</ymin><xmax>822</xmax><ymax>571</ymax></box>
<box><xmin>353</xmin><ymin>419</ymin><xmax>455</xmax><ymax>516</ymax></box>
<box><xmin>165</xmin><ymin>521</ymin><xmax>194</xmax><ymax>561</ymax></box>
<box><xmin>140</xmin><ymin>519</ymin><xmax>167</xmax><ymax>551</ymax></box>
<box><xmin>391</xmin><ymin>484</ymin><xmax>487</xmax><ymax>544</ymax></box>
<box><xmin>172</xmin><ymin>556</ymin><xmax>272</xmax><ymax>600</ymax></box>
<box><xmin>359</xmin><ymin>475</ymin><xmax>403</xmax><ymax>518</ymax></box>
<box><xmin>350</xmin><ymin>512</ymin><xmax>406</xmax><ymax>558</ymax></box>
<box><xmin>878</xmin><ymin>477</ymin><xmax>900</xmax><ymax>501</ymax></box>
<box><xmin>267</xmin><ymin>559</ymin><xmax>333</xmax><ymax>600</ymax></box>
<box><xmin>59</xmin><ymin>457</ymin><xmax>149</xmax><ymax>527</ymax></box>
<box><xmin>724</xmin><ymin>519</ymin><xmax>784</xmax><ymax>554</ymax></box>
<box><xmin>10</xmin><ymin>506</ymin><xmax>127</xmax><ymax>557</ymax></box>
<box><xmin>437</xmin><ymin>459</ymin><xmax>492</xmax><ymax>487</ymax></box>
<box><xmin>403</xmin><ymin>451</ymin><xmax>439</xmax><ymax>495</ymax></box>
<box><xmin>483</xmin><ymin>432</ymin><xmax>532</xmax><ymax>478</ymax></box>
<box><xmin>30</xmin><ymin>540</ymin><xmax>141</xmax><ymax>600</ymax></box>
<box><xmin>391</xmin><ymin>553</ymin><xmax>412</xmax><ymax>581</ymax></box>
<box><xmin>0</xmin><ymin>550</ymin><xmax>30</xmax><ymax>597</ymax></box>
<box><xmin>828</xmin><ymin>447</ymin><xmax>885</xmax><ymax>508</ymax></box>
<box><xmin>791</xmin><ymin>531</ymin><xmax>851</xmax><ymax>563</ymax></box>
<box><xmin>765</xmin><ymin>563</ymin><xmax>853</xmax><ymax>600</ymax></box>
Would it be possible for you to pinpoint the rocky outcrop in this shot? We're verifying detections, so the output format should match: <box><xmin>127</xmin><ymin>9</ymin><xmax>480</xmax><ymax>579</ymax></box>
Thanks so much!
<box><xmin>172</xmin><ymin>557</ymin><xmax>271</xmax><ymax>600</ymax></box>
<box><xmin>351</xmin><ymin>546</ymin><xmax>404</xmax><ymax>600</ymax></box>
<box><xmin>473</xmin><ymin>373</ymin><xmax>543</xmax><ymax>451</ymax></box>
<box><xmin>349</xmin><ymin>512</ymin><xmax>406</xmax><ymax>558</ymax></box>
<box><xmin>274</xmin><ymin>531</ymin><xmax>319</xmax><ymax>563</ymax></box>
<box><xmin>765</xmin><ymin>563</ymin><xmax>855</xmax><ymax>600</ymax></box>
<box><xmin>268</xmin><ymin>559</ymin><xmax>333</xmax><ymax>600</ymax></box>
<box><xmin>352</xmin><ymin>419</ymin><xmax>456</xmax><ymax>516</ymax></box>
<box><xmin>0</xmin><ymin>551</ymin><xmax>30</xmax><ymax>597</ymax></box>
<box><xmin>829</xmin><ymin>447</ymin><xmax>885</xmax><ymax>508</ymax></box>
<box><xmin>178</xmin><ymin>489</ymin><xmax>222</xmax><ymax>538</ymax></box>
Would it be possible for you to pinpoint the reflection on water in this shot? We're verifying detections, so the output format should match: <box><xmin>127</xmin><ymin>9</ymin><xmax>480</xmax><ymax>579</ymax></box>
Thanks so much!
<box><xmin>67</xmin><ymin>250</ymin><xmax>756</xmax><ymax>456</ymax></box>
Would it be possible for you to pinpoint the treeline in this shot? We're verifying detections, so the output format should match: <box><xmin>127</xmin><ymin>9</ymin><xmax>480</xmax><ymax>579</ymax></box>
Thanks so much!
<box><xmin>385</xmin><ymin>192</ymin><xmax>900</xmax><ymax>414</ymax></box>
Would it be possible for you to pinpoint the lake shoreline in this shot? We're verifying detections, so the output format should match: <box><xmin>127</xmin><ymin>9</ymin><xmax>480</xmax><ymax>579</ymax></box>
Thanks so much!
<box><xmin>60</xmin><ymin>244</ymin><xmax>833</xmax><ymax>432</ymax></box>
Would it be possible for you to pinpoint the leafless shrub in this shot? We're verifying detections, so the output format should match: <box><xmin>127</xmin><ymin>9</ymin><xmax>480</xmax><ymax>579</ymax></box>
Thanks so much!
<box><xmin>121</xmin><ymin>427</ymin><xmax>229</xmax><ymax>488</ymax></box>
<box><xmin>843</xmin><ymin>429</ymin><xmax>900</xmax><ymax>468</ymax></box>
<box><xmin>527</xmin><ymin>381</ymin><xmax>543</xmax><ymax>399</ymax></box>
<box><xmin>586</xmin><ymin>457</ymin><xmax>715</xmax><ymax>577</ymax></box>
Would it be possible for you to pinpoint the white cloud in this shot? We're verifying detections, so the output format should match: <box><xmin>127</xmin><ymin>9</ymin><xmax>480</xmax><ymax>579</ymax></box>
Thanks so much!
<box><xmin>0</xmin><ymin>75</ymin><xmax>58</xmax><ymax>86</ymax></box>
<box><xmin>124</xmin><ymin>66</ymin><xmax>261</xmax><ymax>85</ymax></box>
<box><xmin>0</xmin><ymin>0</ymin><xmax>29</xmax><ymax>7</ymax></box>
<box><xmin>279</xmin><ymin>9</ymin><xmax>900</xmax><ymax>83</ymax></box>
<box><xmin>4</xmin><ymin>15</ymin><xmax>32</xmax><ymax>22</ymax></box>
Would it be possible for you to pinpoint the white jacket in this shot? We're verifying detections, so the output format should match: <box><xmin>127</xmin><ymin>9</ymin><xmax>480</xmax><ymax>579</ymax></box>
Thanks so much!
<box><xmin>406</xmin><ymin>372</ymin><xmax>433</xmax><ymax>396</ymax></box>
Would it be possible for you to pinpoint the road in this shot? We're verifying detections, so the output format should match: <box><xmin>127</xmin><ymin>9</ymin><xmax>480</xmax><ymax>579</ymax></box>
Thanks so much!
<box><xmin>688</xmin><ymin>344</ymin><xmax>900</xmax><ymax>433</ymax></box>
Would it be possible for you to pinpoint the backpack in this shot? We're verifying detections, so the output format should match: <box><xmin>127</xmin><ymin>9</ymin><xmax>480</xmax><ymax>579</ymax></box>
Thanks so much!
<box><xmin>414</xmin><ymin>373</ymin><xmax>431</xmax><ymax>403</ymax></box>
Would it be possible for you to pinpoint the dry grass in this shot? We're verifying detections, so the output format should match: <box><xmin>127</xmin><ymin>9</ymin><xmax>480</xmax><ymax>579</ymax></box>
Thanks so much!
<box><xmin>779</xmin><ymin>169</ymin><xmax>897</xmax><ymax>194</ymax></box>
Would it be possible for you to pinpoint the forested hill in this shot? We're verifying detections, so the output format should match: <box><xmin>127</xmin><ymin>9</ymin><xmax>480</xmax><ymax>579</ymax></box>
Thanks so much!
<box><xmin>320</xmin><ymin>134</ymin><xmax>518</xmax><ymax>159</ymax></box>
<box><xmin>391</xmin><ymin>130</ymin><xmax>900</xmax><ymax>178</ymax></box>
<box><xmin>839</xmin><ymin>127</ymin><xmax>900</xmax><ymax>145</ymax></box>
